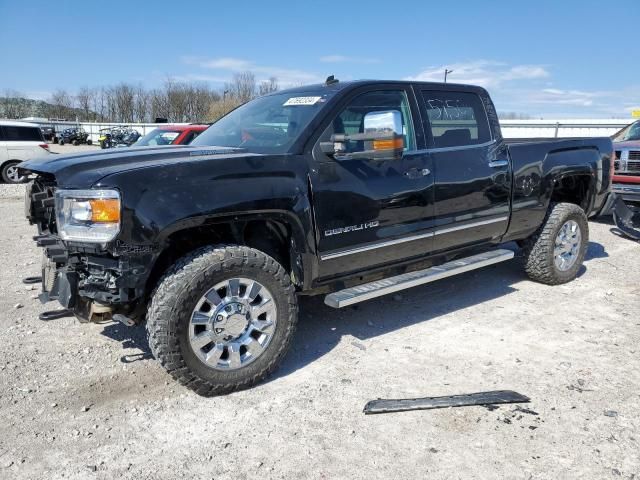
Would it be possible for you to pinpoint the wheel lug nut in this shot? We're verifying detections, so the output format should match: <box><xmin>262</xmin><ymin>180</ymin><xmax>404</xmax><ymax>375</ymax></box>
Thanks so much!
<box><xmin>216</xmin><ymin>315</ymin><xmax>223</xmax><ymax>321</ymax></box>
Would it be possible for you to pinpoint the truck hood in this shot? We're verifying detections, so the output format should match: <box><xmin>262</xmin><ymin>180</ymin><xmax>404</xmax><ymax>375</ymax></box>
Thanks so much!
<box><xmin>19</xmin><ymin>145</ymin><xmax>251</xmax><ymax>188</ymax></box>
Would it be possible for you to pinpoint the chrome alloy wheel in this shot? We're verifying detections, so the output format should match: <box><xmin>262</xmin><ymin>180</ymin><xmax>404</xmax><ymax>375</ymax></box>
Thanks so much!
<box><xmin>6</xmin><ymin>164</ymin><xmax>25</xmax><ymax>183</ymax></box>
<box><xmin>188</xmin><ymin>278</ymin><xmax>277</xmax><ymax>371</ymax></box>
<box><xmin>554</xmin><ymin>220</ymin><xmax>582</xmax><ymax>271</ymax></box>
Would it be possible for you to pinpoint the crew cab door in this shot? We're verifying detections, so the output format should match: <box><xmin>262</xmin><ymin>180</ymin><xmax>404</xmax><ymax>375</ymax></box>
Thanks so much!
<box><xmin>416</xmin><ymin>88</ymin><xmax>511</xmax><ymax>252</ymax></box>
<box><xmin>310</xmin><ymin>86</ymin><xmax>434</xmax><ymax>279</ymax></box>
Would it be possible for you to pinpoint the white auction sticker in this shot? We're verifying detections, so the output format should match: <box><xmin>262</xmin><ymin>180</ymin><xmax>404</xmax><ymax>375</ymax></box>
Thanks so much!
<box><xmin>283</xmin><ymin>96</ymin><xmax>322</xmax><ymax>106</ymax></box>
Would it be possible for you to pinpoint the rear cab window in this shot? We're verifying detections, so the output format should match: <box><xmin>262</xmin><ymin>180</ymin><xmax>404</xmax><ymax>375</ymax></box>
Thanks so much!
<box><xmin>0</xmin><ymin>125</ymin><xmax>45</xmax><ymax>142</ymax></box>
<box><xmin>418</xmin><ymin>90</ymin><xmax>491</xmax><ymax>149</ymax></box>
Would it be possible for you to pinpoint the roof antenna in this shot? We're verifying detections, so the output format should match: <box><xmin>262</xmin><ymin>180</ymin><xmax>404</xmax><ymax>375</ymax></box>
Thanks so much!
<box><xmin>325</xmin><ymin>75</ymin><xmax>339</xmax><ymax>85</ymax></box>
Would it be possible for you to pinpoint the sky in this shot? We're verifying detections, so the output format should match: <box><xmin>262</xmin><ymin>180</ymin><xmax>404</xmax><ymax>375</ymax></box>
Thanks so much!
<box><xmin>0</xmin><ymin>0</ymin><xmax>638</xmax><ymax>118</ymax></box>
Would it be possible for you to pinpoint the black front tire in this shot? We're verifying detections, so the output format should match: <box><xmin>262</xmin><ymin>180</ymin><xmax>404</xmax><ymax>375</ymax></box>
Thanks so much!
<box><xmin>146</xmin><ymin>245</ymin><xmax>298</xmax><ymax>396</ymax></box>
<box><xmin>521</xmin><ymin>202</ymin><xmax>589</xmax><ymax>285</ymax></box>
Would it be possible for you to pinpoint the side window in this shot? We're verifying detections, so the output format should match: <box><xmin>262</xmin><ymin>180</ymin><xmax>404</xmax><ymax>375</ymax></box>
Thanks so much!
<box><xmin>420</xmin><ymin>91</ymin><xmax>491</xmax><ymax>148</ymax></box>
<box><xmin>2</xmin><ymin>126</ymin><xmax>44</xmax><ymax>142</ymax></box>
<box><xmin>319</xmin><ymin>90</ymin><xmax>416</xmax><ymax>156</ymax></box>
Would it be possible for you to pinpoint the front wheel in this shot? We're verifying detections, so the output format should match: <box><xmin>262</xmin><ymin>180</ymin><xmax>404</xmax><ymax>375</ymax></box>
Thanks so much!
<box><xmin>521</xmin><ymin>202</ymin><xmax>589</xmax><ymax>285</ymax></box>
<box><xmin>146</xmin><ymin>245</ymin><xmax>298</xmax><ymax>395</ymax></box>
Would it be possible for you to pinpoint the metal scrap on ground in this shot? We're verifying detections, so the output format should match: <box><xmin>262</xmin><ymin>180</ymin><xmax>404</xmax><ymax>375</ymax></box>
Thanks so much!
<box><xmin>363</xmin><ymin>390</ymin><xmax>530</xmax><ymax>415</ymax></box>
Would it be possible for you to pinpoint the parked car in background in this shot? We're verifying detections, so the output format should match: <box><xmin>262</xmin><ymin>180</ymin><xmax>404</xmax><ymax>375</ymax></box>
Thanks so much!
<box><xmin>58</xmin><ymin>127</ymin><xmax>92</xmax><ymax>146</ymax></box>
<box><xmin>612</xmin><ymin>120</ymin><xmax>640</xmax><ymax>207</ymax></box>
<box><xmin>133</xmin><ymin>124</ymin><xmax>208</xmax><ymax>147</ymax></box>
<box><xmin>0</xmin><ymin>120</ymin><xmax>50</xmax><ymax>183</ymax></box>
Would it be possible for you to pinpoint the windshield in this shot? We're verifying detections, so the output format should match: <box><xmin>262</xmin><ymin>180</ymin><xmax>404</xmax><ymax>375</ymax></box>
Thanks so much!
<box><xmin>612</xmin><ymin>121</ymin><xmax>640</xmax><ymax>142</ymax></box>
<box><xmin>135</xmin><ymin>128</ymin><xmax>182</xmax><ymax>146</ymax></box>
<box><xmin>191</xmin><ymin>91</ymin><xmax>333</xmax><ymax>153</ymax></box>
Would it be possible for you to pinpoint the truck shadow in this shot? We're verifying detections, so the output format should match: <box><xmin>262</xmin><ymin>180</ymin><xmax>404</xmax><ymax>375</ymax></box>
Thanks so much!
<box><xmin>271</xmin><ymin>241</ymin><xmax>607</xmax><ymax>382</ymax></box>
<box><xmin>96</xmin><ymin>241</ymin><xmax>607</xmax><ymax>382</ymax></box>
<box><xmin>100</xmin><ymin>322</ymin><xmax>153</xmax><ymax>363</ymax></box>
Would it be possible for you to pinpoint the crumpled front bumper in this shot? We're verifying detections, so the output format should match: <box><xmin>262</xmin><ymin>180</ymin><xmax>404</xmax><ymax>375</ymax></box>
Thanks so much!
<box><xmin>613</xmin><ymin>183</ymin><xmax>640</xmax><ymax>204</ymax></box>
<box><xmin>26</xmin><ymin>180</ymin><xmax>153</xmax><ymax>321</ymax></box>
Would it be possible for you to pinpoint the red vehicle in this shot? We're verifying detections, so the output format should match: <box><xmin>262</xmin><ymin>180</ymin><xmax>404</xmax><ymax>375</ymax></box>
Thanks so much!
<box><xmin>133</xmin><ymin>124</ymin><xmax>209</xmax><ymax>147</ymax></box>
<box><xmin>612</xmin><ymin>120</ymin><xmax>640</xmax><ymax>207</ymax></box>
<box><xmin>610</xmin><ymin>120</ymin><xmax>640</xmax><ymax>239</ymax></box>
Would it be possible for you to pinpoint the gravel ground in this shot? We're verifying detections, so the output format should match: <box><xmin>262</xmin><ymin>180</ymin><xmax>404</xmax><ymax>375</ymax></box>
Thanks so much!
<box><xmin>0</xmin><ymin>181</ymin><xmax>639</xmax><ymax>479</ymax></box>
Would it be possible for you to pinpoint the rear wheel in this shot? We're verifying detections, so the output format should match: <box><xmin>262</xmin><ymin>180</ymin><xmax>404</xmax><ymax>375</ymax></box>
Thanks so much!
<box><xmin>1</xmin><ymin>161</ymin><xmax>27</xmax><ymax>184</ymax></box>
<box><xmin>146</xmin><ymin>245</ymin><xmax>298</xmax><ymax>395</ymax></box>
<box><xmin>521</xmin><ymin>202</ymin><xmax>588</xmax><ymax>285</ymax></box>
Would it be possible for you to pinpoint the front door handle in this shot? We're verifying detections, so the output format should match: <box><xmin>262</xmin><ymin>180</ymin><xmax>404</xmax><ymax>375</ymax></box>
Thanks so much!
<box><xmin>404</xmin><ymin>168</ymin><xmax>431</xmax><ymax>179</ymax></box>
<box><xmin>488</xmin><ymin>160</ymin><xmax>509</xmax><ymax>168</ymax></box>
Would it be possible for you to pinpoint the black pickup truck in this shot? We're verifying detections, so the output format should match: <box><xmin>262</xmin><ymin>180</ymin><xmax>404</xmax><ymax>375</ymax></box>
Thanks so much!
<box><xmin>21</xmin><ymin>79</ymin><xmax>613</xmax><ymax>395</ymax></box>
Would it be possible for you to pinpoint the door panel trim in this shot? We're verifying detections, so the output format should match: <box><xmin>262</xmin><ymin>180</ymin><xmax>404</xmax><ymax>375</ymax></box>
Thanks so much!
<box><xmin>320</xmin><ymin>230</ymin><xmax>435</xmax><ymax>261</ymax></box>
<box><xmin>412</xmin><ymin>139</ymin><xmax>497</xmax><ymax>155</ymax></box>
<box><xmin>434</xmin><ymin>216</ymin><xmax>509</xmax><ymax>236</ymax></box>
<box><xmin>320</xmin><ymin>215</ymin><xmax>508</xmax><ymax>260</ymax></box>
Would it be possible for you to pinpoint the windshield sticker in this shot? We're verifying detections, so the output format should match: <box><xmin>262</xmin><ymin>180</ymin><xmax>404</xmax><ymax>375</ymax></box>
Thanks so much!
<box><xmin>283</xmin><ymin>96</ymin><xmax>322</xmax><ymax>106</ymax></box>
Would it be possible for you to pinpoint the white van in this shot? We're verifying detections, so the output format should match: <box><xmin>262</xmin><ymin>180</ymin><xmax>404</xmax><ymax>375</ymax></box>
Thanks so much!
<box><xmin>0</xmin><ymin>120</ymin><xmax>51</xmax><ymax>183</ymax></box>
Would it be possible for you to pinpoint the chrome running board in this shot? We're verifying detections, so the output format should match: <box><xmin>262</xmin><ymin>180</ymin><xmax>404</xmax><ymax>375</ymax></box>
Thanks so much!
<box><xmin>324</xmin><ymin>249</ymin><xmax>514</xmax><ymax>308</ymax></box>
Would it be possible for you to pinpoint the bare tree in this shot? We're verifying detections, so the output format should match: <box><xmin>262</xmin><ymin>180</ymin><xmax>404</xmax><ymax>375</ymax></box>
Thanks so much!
<box><xmin>76</xmin><ymin>86</ymin><xmax>95</xmax><ymax>121</ymax></box>
<box><xmin>227</xmin><ymin>72</ymin><xmax>256</xmax><ymax>104</ymax></box>
<box><xmin>258</xmin><ymin>77</ymin><xmax>279</xmax><ymax>96</ymax></box>
<box><xmin>92</xmin><ymin>87</ymin><xmax>108</xmax><ymax>121</ymax></box>
<box><xmin>48</xmin><ymin>89</ymin><xmax>74</xmax><ymax>119</ymax></box>
<box><xmin>133</xmin><ymin>85</ymin><xmax>150</xmax><ymax>122</ymax></box>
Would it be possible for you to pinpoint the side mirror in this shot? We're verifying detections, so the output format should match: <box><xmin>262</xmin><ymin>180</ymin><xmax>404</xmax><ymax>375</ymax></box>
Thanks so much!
<box><xmin>321</xmin><ymin>110</ymin><xmax>405</xmax><ymax>161</ymax></box>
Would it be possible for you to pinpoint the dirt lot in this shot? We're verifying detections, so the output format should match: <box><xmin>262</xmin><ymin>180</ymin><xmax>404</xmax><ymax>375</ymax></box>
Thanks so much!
<box><xmin>0</xmin><ymin>172</ymin><xmax>639</xmax><ymax>479</ymax></box>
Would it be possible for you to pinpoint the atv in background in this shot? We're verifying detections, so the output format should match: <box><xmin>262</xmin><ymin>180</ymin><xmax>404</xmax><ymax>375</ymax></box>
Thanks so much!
<box><xmin>58</xmin><ymin>127</ymin><xmax>92</xmax><ymax>146</ymax></box>
<box><xmin>99</xmin><ymin>126</ymin><xmax>140</xmax><ymax>149</ymax></box>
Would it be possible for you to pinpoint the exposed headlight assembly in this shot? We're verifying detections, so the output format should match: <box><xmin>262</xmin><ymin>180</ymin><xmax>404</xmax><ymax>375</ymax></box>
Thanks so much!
<box><xmin>55</xmin><ymin>189</ymin><xmax>121</xmax><ymax>242</ymax></box>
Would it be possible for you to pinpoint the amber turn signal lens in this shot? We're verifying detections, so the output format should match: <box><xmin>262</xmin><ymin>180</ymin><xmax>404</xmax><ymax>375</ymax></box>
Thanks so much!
<box><xmin>90</xmin><ymin>199</ymin><xmax>120</xmax><ymax>223</ymax></box>
<box><xmin>373</xmin><ymin>138</ymin><xmax>404</xmax><ymax>150</ymax></box>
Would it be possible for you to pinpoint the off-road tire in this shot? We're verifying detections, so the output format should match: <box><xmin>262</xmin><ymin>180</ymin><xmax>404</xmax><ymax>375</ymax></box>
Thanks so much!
<box><xmin>521</xmin><ymin>202</ymin><xmax>588</xmax><ymax>285</ymax></box>
<box><xmin>146</xmin><ymin>245</ymin><xmax>298</xmax><ymax>396</ymax></box>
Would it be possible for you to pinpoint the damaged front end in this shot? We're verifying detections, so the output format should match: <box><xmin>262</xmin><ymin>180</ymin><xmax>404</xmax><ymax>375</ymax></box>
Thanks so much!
<box><xmin>613</xmin><ymin>195</ymin><xmax>640</xmax><ymax>241</ymax></box>
<box><xmin>26</xmin><ymin>177</ymin><xmax>153</xmax><ymax>323</ymax></box>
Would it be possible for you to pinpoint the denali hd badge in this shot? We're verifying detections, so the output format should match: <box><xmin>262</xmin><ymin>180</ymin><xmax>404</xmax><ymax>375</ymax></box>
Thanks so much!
<box><xmin>324</xmin><ymin>221</ymin><xmax>379</xmax><ymax>237</ymax></box>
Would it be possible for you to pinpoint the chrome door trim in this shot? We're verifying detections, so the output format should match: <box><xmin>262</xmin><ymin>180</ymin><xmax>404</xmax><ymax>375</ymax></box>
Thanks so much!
<box><xmin>412</xmin><ymin>139</ymin><xmax>497</xmax><ymax>155</ymax></box>
<box><xmin>320</xmin><ymin>231</ymin><xmax>435</xmax><ymax>261</ymax></box>
<box><xmin>319</xmin><ymin>216</ymin><xmax>509</xmax><ymax>261</ymax></box>
<box><xmin>433</xmin><ymin>216</ymin><xmax>509</xmax><ymax>236</ymax></box>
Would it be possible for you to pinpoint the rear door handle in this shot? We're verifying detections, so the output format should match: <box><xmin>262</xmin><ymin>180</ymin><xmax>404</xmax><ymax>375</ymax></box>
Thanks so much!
<box><xmin>404</xmin><ymin>168</ymin><xmax>431</xmax><ymax>179</ymax></box>
<box><xmin>488</xmin><ymin>160</ymin><xmax>508</xmax><ymax>168</ymax></box>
